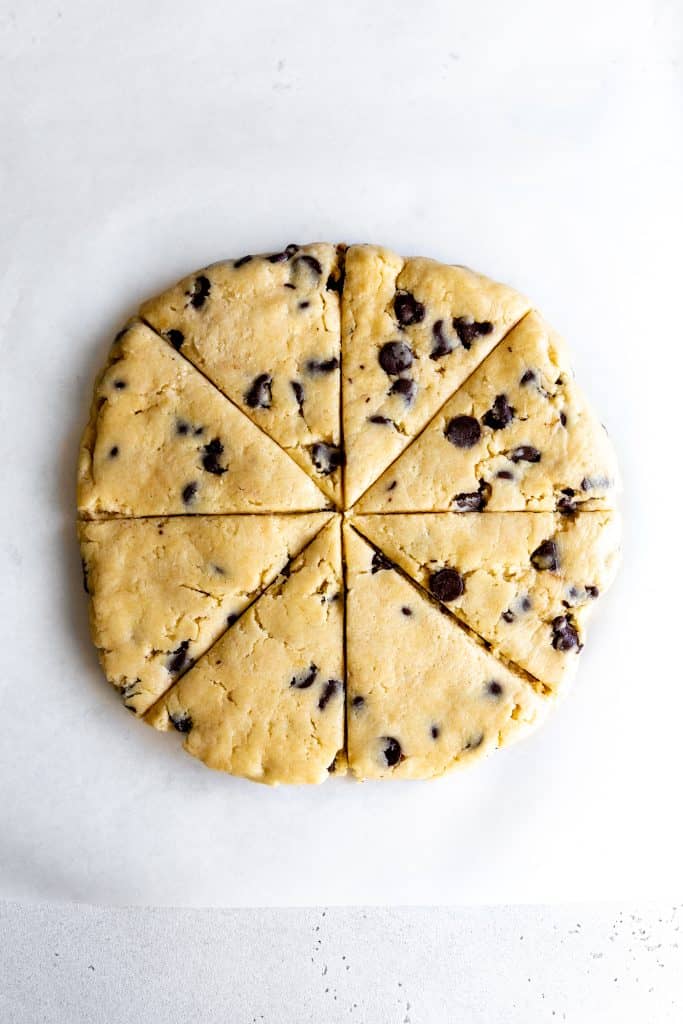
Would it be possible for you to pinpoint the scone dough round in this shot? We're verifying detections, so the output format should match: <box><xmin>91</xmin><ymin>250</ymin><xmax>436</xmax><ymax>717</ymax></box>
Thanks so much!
<box><xmin>78</xmin><ymin>242</ymin><xmax>621</xmax><ymax>784</ymax></box>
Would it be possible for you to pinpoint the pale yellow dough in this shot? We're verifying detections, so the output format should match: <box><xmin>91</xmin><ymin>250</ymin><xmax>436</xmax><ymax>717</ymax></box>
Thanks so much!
<box><xmin>79</xmin><ymin>513</ymin><xmax>330</xmax><ymax>715</ymax></box>
<box><xmin>145</xmin><ymin>518</ymin><xmax>345</xmax><ymax>785</ymax></box>
<box><xmin>140</xmin><ymin>243</ymin><xmax>344</xmax><ymax>505</ymax></box>
<box><xmin>344</xmin><ymin>526</ymin><xmax>546</xmax><ymax>781</ymax></box>
<box><xmin>77</xmin><ymin>320</ymin><xmax>327</xmax><ymax>517</ymax></box>
<box><xmin>352</xmin><ymin>511</ymin><xmax>621</xmax><ymax>691</ymax></box>
<box><xmin>341</xmin><ymin>244</ymin><xmax>530</xmax><ymax>507</ymax></box>
<box><xmin>356</xmin><ymin>311</ymin><xmax>621</xmax><ymax>513</ymax></box>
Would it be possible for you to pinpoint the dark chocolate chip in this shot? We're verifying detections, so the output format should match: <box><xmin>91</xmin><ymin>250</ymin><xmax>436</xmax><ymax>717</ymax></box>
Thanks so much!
<box><xmin>444</xmin><ymin>415</ymin><xmax>481</xmax><ymax>448</ymax></box>
<box><xmin>429</xmin><ymin>567</ymin><xmax>465</xmax><ymax>602</ymax></box>
<box><xmin>521</xmin><ymin>596</ymin><xmax>532</xmax><ymax>612</ymax></box>
<box><xmin>298</xmin><ymin>300</ymin><xmax>310</xmax><ymax>310</ymax></box>
<box><xmin>291</xmin><ymin>380</ymin><xmax>305</xmax><ymax>415</ymax></box>
<box><xmin>389</xmin><ymin>377</ymin><xmax>417</xmax><ymax>404</ymax></box>
<box><xmin>166</xmin><ymin>329</ymin><xmax>185</xmax><ymax>351</ymax></box>
<box><xmin>290</xmin><ymin>664</ymin><xmax>318</xmax><ymax>689</ymax></box>
<box><xmin>496</xmin><ymin>470</ymin><xmax>514</xmax><ymax>480</ymax></box>
<box><xmin>81</xmin><ymin>558</ymin><xmax>90</xmax><ymax>594</ymax></box>
<box><xmin>226</xmin><ymin>614</ymin><xmax>238</xmax><ymax>627</ymax></box>
<box><xmin>169</xmin><ymin>710</ymin><xmax>193</xmax><ymax>733</ymax></box>
<box><xmin>401</xmin><ymin>606</ymin><xmax>413</xmax><ymax>616</ymax></box>
<box><xmin>194</xmin><ymin>426</ymin><xmax>204</xmax><ymax>436</ymax></box>
<box><xmin>452</xmin><ymin>317</ymin><xmax>493</xmax><ymax>350</ymax></box>
<box><xmin>295</xmin><ymin>254</ymin><xmax>322</xmax><ymax>275</ymax></box>
<box><xmin>188</xmin><ymin>275</ymin><xmax>211</xmax><ymax>309</ymax></box>
<box><xmin>167</xmin><ymin>640</ymin><xmax>191</xmax><ymax>675</ymax></box>
<box><xmin>520</xmin><ymin>369</ymin><xmax>537</xmax><ymax>385</ymax></box>
<box><xmin>371</xmin><ymin>551</ymin><xmax>393</xmax><ymax>574</ymax></box>
<box><xmin>394</xmin><ymin>291</ymin><xmax>425</xmax><ymax>326</ymax></box>
<box><xmin>586</xmin><ymin>585</ymin><xmax>599</xmax><ymax>599</ymax></box>
<box><xmin>430</xmin><ymin>320</ymin><xmax>452</xmax><ymax>360</ymax></box>
<box><xmin>233</xmin><ymin>255</ymin><xmax>253</xmax><ymax>268</ymax></box>
<box><xmin>244</xmin><ymin>373</ymin><xmax>273</xmax><ymax>409</ymax></box>
<box><xmin>109</xmin><ymin>445</ymin><xmax>119</xmax><ymax>458</ymax></box>
<box><xmin>560</xmin><ymin>411</ymin><xmax>567</xmax><ymax>427</ymax></box>
<box><xmin>381</xmin><ymin>736</ymin><xmax>403</xmax><ymax>767</ymax></box>
<box><xmin>201</xmin><ymin>437</ymin><xmax>228</xmax><ymax>475</ymax></box>
<box><xmin>452</xmin><ymin>479</ymin><xmax>491</xmax><ymax>511</ymax></box>
<box><xmin>581</xmin><ymin>475</ymin><xmax>610</xmax><ymax>492</ymax></box>
<box><xmin>530</xmin><ymin>539</ymin><xmax>559</xmax><ymax>572</ymax></box>
<box><xmin>267</xmin><ymin>244</ymin><xmax>299</xmax><ymax>263</ymax></box>
<box><xmin>557</xmin><ymin>494</ymin><xmax>577</xmax><ymax>516</ymax></box>
<box><xmin>368</xmin><ymin>414</ymin><xmax>393</xmax><ymax>426</ymax></box>
<box><xmin>487</xmin><ymin>681</ymin><xmax>504</xmax><ymax>697</ymax></box>
<box><xmin>551</xmin><ymin>615</ymin><xmax>582</xmax><ymax>651</ymax></box>
<box><xmin>318</xmin><ymin>678</ymin><xmax>341</xmax><ymax>710</ymax></box>
<box><xmin>482</xmin><ymin>394</ymin><xmax>514</xmax><ymax>431</ymax></box>
<box><xmin>306</xmin><ymin>357</ymin><xmax>339</xmax><ymax>375</ymax></box>
<box><xmin>378</xmin><ymin>341</ymin><xmax>413</xmax><ymax>375</ymax></box>
<box><xmin>175</xmin><ymin>419</ymin><xmax>190</xmax><ymax>435</ymax></box>
<box><xmin>387</xmin><ymin>480</ymin><xmax>397</xmax><ymax>491</ymax></box>
<box><xmin>326</xmin><ymin>270</ymin><xmax>345</xmax><ymax>293</ymax></box>
<box><xmin>431</xmin><ymin>725</ymin><xmax>440</xmax><ymax>739</ymax></box>
<box><xmin>181</xmin><ymin>481</ymin><xmax>198</xmax><ymax>505</ymax></box>
<box><xmin>509</xmin><ymin>445</ymin><xmax>541</xmax><ymax>463</ymax></box>
<box><xmin>284</xmin><ymin>283</ymin><xmax>296</xmax><ymax>290</ymax></box>
<box><xmin>113</xmin><ymin>379</ymin><xmax>127</xmax><ymax>390</ymax></box>
<box><xmin>310</xmin><ymin>442</ymin><xmax>344</xmax><ymax>475</ymax></box>
<box><xmin>352</xmin><ymin>695</ymin><xmax>365</xmax><ymax>710</ymax></box>
<box><xmin>502</xmin><ymin>610</ymin><xmax>515</xmax><ymax>623</ymax></box>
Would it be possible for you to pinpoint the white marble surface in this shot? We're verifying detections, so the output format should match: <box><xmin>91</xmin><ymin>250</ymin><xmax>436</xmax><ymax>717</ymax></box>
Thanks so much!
<box><xmin>1</xmin><ymin>0</ymin><xmax>683</xmax><ymax>911</ymax></box>
<box><xmin>1</xmin><ymin>902</ymin><xmax>682</xmax><ymax>1023</ymax></box>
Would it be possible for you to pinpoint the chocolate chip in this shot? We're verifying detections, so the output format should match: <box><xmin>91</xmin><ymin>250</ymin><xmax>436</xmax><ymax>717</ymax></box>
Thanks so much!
<box><xmin>501</xmin><ymin>610</ymin><xmax>515</xmax><ymax>623</ymax></box>
<box><xmin>560</xmin><ymin>411</ymin><xmax>567</xmax><ymax>427</ymax></box>
<box><xmin>318</xmin><ymin>678</ymin><xmax>341</xmax><ymax>710</ymax></box>
<box><xmin>201</xmin><ymin>437</ymin><xmax>228</xmax><ymax>475</ymax></box>
<box><xmin>452</xmin><ymin>317</ymin><xmax>493</xmax><ymax>350</ymax></box>
<box><xmin>378</xmin><ymin>341</ymin><xmax>413</xmax><ymax>375</ymax></box>
<box><xmin>326</xmin><ymin>270</ymin><xmax>344</xmax><ymax>293</ymax></box>
<box><xmin>181</xmin><ymin>481</ymin><xmax>198</xmax><ymax>505</ymax></box>
<box><xmin>188</xmin><ymin>275</ymin><xmax>211</xmax><ymax>309</ymax></box>
<box><xmin>394</xmin><ymin>291</ymin><xmax>425</xmax><ymax>326</ymax></box>
<box><xmin>244</xmin><ymin>373</ymin><xmax>272</xmax><ymax>409</ymax></box>
<box><xmin>487</xmin><ymin>681</ymin><xmax>504</xmax><ymax>697</ymax></box>
<box><xmin>368</xmin><ymin>414</ymin><xmax>393</xmax><ymax>426</ymax></box>
<box><xmin>291</xmin><ymin>380</ymin><xmax>305</xmax><ymax>415</ymax></box>
<box><xmin>295</xmin><ymin>254</ymin><xmax>322</xmax><ymax>275</ymax></box>
<box><xmin>530</xmin><ymin>539</ymin><xmax>559</xmax><ymax>572</ymax></box>
<box><xmin>444</xmin><ymin>415</ymin><xmax>481</xmax><ymax>448</ymax></box>
<box><xmin>284</xmin><ymin>283</ymin><xmax>296</xmax><ymax>290</ymax></box>
<box><xmin>586</xmin><ymin>585</ymin><xmax>599</xmax><ymax>599</ymax></box>
<box><xmin>557</xmin><ymin>494</ymin><xmax>577</xmax><ymax>516</ymax></box>
<box><xmin>521</xmin><ymin>596</ymin><xmax>532</xmax><ymax>611</ymax></box>
<box><xmin>464</xmin><ymin>734</ymin><xmax>484</xmax><ymax>751</ymax></box>
<box><xmin>371</xmin><ymin>551</ymin><xmax>393</xmax><ymax>573</ymax></box>
<box><xmin>509</xmin><ymin>446</ymin><xmax>541</xmax><ymax>463</ymax></box>
<box><xmin>290</xmin><ymin>664</ymin><xmax>318</xmax><ymax>689</ymax></box>
<box><xmin>520</xmin><ymin>369</ymin><xmax>537</xmax><ymax>385</ymax></box>
<box><xmin>430</xmin><ymin>320</ymin><xmax>452</xmax><ymax>360</ymax></box>
<box><xmin>387</xmin><ymin>480</ymin><xmax>397</xmax><ymax>491</ymax></box>
<box><xmin>310</xmin><ymin>442</ymin><xmax>343</xmax><ymax>475</ymax></box>
<box><xmin>233</xmin><ymin>255</ymin><xmax>253</xmax><ymax>268</ymax></box>
<box><xmin>429</xmin><ymin>568</ymin><xmax>464</xmax><ymax>602</ymax></box>
<box><xmin>176</xmin><ymin>419</ymin><xmax>190</xmax><ymax>435</ymax></box>
<box><xmin>482</xmin><ymin>394</ymin><xmax>514</xmax><ymax>431</ymax></box>
<box><xmin>166</xmin><ymin>329</ymin><xmax>185</xmax><ymax>351</ymax></box>
<box><xmin>389</xmin><ymin>377</ymin><xmax>417</xmax><ymax>404</ymax></box>
<box><xmin>81</xmin><ymin>558</ymin><xmax>90</xmax><ymax>594</ymax></box>
<box><xmin>227</xmin><ymin>614</ymin><xmax>238</xmax><ymax>627</ymax></box>
<box><xmin>169</xmin><ymin>710</ymin><xmax>193</xmax><ymax>733</ymax></box>
<box><xmin>109</xmin><ymin>445</ymin><xmax>119</xmax><ymax>458</ymax></box>
<box><xmin>401</xmin><ymin>606</ymin><xmax>413</xmax><ymax>616</ymax></box>
<box><xmin>431</xmin><ymin>725</ymin><xmax>440</xmax><ymax>739</ymax></box>
<box><xmin>267</xmin><ymin>244</ymin><xmax>299</xmax><ymax>263</ymax></box>
<box><xmin>298</xmin><ymin>301</ymin><xmax>310</xmax><ymax>310</ymax></box>
<box><xmin>306</xmin><ymin>357</ymin><xmax>339</xmax><ymax>375</ymax></box>
<box><xmin>194</xmin><ymin>426</ymin><xmax>204</xmax><ymax>436</ymax></box>
<box><xmin>381</xmin><ymin>737</ymin><xmax>403</xmax><ymax>767</ymax></box>
<box><xmin>113</xmin><ymin>379</ymin><xmax>127</xmax><ymax>390</ymax></box>
<box><xmin>581</xmin><ymin>475</ymin><xmax>610</xmax><ymax>492</ymax></box>
<box><xmin>167</xmin><ymin>640</ymin><xmax>191</xmax><ymax>675</ymax></box>
<box><xmin>551</xmin><ymin>614</ymin><xmax>581</xmax><ymax>651</ymax></box>
<box><xmin>496</xmin><ymin>470</ymin><xmax>514</xmax><ymax>480</ymax></box>
<box><xmin>452</xmin><ymin>480</ymin><xmax>491</xmax><ymax>511</ymax></box>
<box><xmin>352</xmin><ymin>695</ymin><xmax>365</xmax><ymax>710</ymax></box>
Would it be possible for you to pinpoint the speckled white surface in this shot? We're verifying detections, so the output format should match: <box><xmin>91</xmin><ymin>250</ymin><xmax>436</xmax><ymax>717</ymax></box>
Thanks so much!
<box><xmin>1</xmin><ymin>903</ymin><xmax>682</xmax><ymax>1022</ymax></box>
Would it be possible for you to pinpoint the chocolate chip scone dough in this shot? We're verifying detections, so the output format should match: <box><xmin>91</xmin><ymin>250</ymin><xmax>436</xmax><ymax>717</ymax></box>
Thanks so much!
<box><xmin>79</xmin><ymin>513</ymin><xmax>330</xmax><ymax>715</ymax></box>
<box><xmin>140</xmin><ymin>244</ymin><xmax>344</xmax><ymax>506</ymax></box>
<box><xmin>344</xmin><ymin>526</ymin><xmax>546</xmax><ymax>781</ymax></box>
<box><xmin>356</xmin><ymin>311</ymin><xmax>620</xmax><ymax>513</ymax></box>
<box><xmin>352</xmin><ymin>511</ymin><xmax>621</xmax><ymax>691</ymax></box>
<box><xmin>77</xmin><ymin>321</ymin><xmax>327</xmax><ymax>517</ymax></box>
<box><xmin>145</xmin><ymin>518</ymin><xmax>344</xmax><ymax>785</ymax></box>
<box><xmin>341</xmin><ymin>244</ymin><xmax>530</xmax><ymax>507</ymax></box>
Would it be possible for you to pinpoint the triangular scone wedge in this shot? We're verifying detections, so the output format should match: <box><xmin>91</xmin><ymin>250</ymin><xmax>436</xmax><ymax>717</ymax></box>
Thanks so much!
<box><xmin>344</xmin><ymin>527</ymin><xmax>547</xmax><ymax>781</ymax></box>
<box><xmin>77</xmin><ymin>321</ymin><xmax>327</xmax><ymax>517</ymax></box>
<box><xmin>140</xmin><ymin>244</ymin><xmax>344</xmax><ymax>505</ymax></box>
<box><xmin>352</xmin><ymin>511</ymin><xmax>621</xmax><ymax>691</ymax></box>
<box><xmin>356</xmin><ymin>311</ymin><xmax>620</xmax><ymax>512</ymax></box>
<box><xmin>146</xmin><ymin>518</ymin><xmax>345</xmax><ymax>785</ymax></box>
<box><xmin>341</xmin><ymin>244</ymin><xmax>530</xmax><ymax>507</ymax></box>
<box><xmin>79</xmin><ymin>513</ymin><xmax>330</xmax><ymax>715</ymax></box>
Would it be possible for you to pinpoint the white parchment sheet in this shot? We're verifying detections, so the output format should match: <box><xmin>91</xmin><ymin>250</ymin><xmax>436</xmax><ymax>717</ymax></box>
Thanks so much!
<box><xmin>1</xmin><ymin>0</ymin><xmax>681</xmax><ymax>906</ymax></box>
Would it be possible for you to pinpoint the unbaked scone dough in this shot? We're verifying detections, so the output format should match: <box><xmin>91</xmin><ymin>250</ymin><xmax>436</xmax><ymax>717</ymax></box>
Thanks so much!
<box><xmin>355</xmin><ymin>311</ymin><xmax>620</xmax><ymax>513</ymax></box>
<box><xmin>344</xmin><ymin>526</ymin><xmax>546</xmax><ymax>781</ymax></box>
<box><xmin>145</xmin><ymin>518</ymin><xmax>344</xmax><ymax>785</ymax></box>
<box><xmin>79</xmin><ymin>513</ymin><xmax>330</xmax><ymax>715</ymax></box>
<box><xmin>352</xmin><ymin>511</ymin><xmax>621</xmax><ymax>690</ymax></box>
<box><xmin>341</xmin><ymin>244</ymin><xmax>530</xmax><ymax>507</ymax></box>
<box><xmin>77</xmin><ymin>320</ymin><xmax>327</xmax><ymax>517</ymax></box>
<box><xmin>140</xmin><ymin>243</ymin><xmax>344</xmax><ymax>506</ymax></box>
